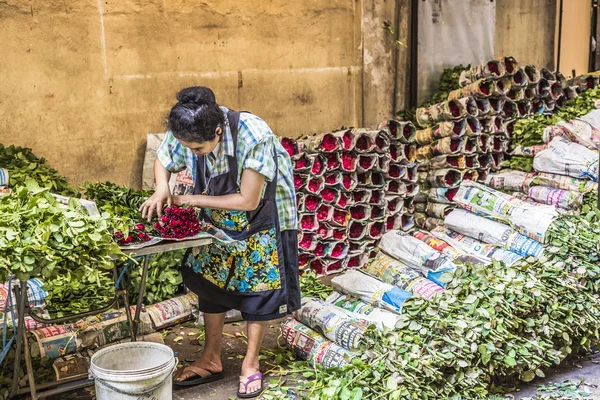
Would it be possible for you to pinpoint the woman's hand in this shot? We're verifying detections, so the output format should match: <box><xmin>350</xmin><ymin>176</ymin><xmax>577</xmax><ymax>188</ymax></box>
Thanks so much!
<box><xmin>140</xmin><ymin>185</ymin><xmax>172</xmax><ymax>221</ymax></box>
<box><xmin>172</xmin><ymin>195</ymin><xmax>192</xmax><ymax>207</ymax></box>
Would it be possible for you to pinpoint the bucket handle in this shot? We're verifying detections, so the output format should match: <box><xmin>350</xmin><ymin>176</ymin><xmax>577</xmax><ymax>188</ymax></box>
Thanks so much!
<box><xmin>89</xmin><ymin>357</ymin><xmax>178</xmax><ymax>396</ymax></box>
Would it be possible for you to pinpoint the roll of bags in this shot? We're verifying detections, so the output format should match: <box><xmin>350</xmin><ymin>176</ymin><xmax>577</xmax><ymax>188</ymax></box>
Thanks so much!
<box><xmin>281</xmin><ymin>318</ymin><xmax>356</xmax><ymax>368</ymax></box>
<box><xmin>293</xmin><ymin>298</ymin><xmax>367</xmax><ymax>349</ymax></box>
<box><xmin>364</xmin><ymin>251</ymin><xmax>444</xmax><ymax>300</ymax></box>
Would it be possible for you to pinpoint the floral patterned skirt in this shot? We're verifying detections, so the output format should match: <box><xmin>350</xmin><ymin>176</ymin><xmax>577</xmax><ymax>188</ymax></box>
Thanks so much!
<box><xmin>182</xmin><ymin>230</ymin><xmax>301</xmax><ymax>320</ymax></box>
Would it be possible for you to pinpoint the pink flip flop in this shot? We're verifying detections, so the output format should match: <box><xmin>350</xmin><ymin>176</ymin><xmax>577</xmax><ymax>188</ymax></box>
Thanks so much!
<box><xmin>237</xmin><ymin>372</ymin><xmax>264</xmax><ymax>398</ymax></box>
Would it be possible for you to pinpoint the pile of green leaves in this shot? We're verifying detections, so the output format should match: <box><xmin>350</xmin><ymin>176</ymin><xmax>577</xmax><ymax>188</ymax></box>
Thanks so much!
<box><xmin>81</xmin><ymin>181</ymin><xmax>154</xmax><ymax>235</ymax></box>
<box><xmin>511</xmin><ymin>87</ymin><xmax>600</xmax><ymax>148</ymax></box>
<box><xmin>81</xmin><ymin>181</ymin><xmax>151</xmax><ymax>218</ymax></box>
<box><xmin>0</xmin><ymin>144</ymin><xmax>78</xmax><ymax>197</ymax></box>
<box><xmin>126</xmin><ymin>250</ymin><xmax>186</xmax><ymax>304</ymax></box>
<box><xmin>299</xmin><ymin>271</ymin><xmax>333</xmax><ymax>300</ymax></box>
<box><xmin>0</xmin><ymin>180</ymin><xmax>124</xmax><ymax>314</ymax></box>
<box><xmin>503</xmin><ymin>156</ymin><xmax>534</xmax><ymax>172</ymax></box>
<box><xmin>264</xmin><ymin>207</ymin><xmax>600</xmax><ymax>399</ymax></box>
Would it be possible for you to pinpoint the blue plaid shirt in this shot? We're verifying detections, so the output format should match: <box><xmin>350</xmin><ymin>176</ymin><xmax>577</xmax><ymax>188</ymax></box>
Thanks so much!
<box><xmin>157</xmin><ymin>107</ymin><xmax>297</xmax><ymax>231</ymax></box>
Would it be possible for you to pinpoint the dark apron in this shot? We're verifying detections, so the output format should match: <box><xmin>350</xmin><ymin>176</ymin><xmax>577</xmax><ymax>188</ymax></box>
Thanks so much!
<box><xmin>181</xmin><ymin>110</ymin><xmax>291</xmax><ymax>317</ymax></box>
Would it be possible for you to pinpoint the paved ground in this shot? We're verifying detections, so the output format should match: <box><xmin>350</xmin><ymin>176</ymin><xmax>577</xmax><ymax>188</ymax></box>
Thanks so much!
<box><xmin>170</xmin><ymin>320</ymin><xmax>285</xmax><ymax>400</ymax></box>
<box><xmin>49</xmin><ymin>319</ymin><xmax>600</xmax><ymax>400</ymax></box>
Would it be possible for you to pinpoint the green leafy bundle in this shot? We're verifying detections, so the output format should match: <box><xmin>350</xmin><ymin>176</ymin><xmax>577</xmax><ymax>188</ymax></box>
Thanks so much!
<box><xmin>511</xmin><ymin>87</ymin><xmax>600</xmax><ymax>148</ymax></box>
<box><xmin>126</xmin><ymin>250</ymin><xmax>185</xmax><ymax>304</ymax></box>
<box><xmin>81</xmin><ymin>181</ymin><xmax>154</xmax><ymax>244</ymax></box>
<box><xmin>299</xmin><ymin>271</ymin><xmax>333</xmax><ymax>300</ymax></box>
<box><xmin>0</xmin><ymin>144</ymin><xmax>78</xmax><ymax>197</ymax></box>
<box><xmin>0</xmin><ymin>181</ymin><xmax>124</xmax><ymax>314</ymax></box>
<box><xmin>503</xmin><ymin>156</ymin><xmax>534</xmax><ymax>172</ymax></box>
<box><xmin>264</xmin><ymin>208</ymin><xmax>600</xmax><ymax>399</ymax></box>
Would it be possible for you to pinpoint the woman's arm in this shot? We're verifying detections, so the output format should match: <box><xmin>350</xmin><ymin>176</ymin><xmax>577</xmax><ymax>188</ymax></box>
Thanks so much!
<box><xmin>140</xmin><ymin>158</ymin><xmax>173</xmax><ymax>220</ymax></box>
<box><xmin>173</xmin><ymin>168</ymin><xmax>266</xmax><ymax>211</ymax></box>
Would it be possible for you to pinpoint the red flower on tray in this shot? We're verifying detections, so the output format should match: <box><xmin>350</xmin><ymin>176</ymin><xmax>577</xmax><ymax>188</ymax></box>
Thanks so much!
<box><xmin>152</xmin><ymin>206</ymin><xmax>202</xmax><ymax>239</ymax></box>
<box><xmin>298</xmin><ymin>253</ymin><xmax>312</xmax><ymax>268</ymax></box>
<box><xmin>356</xmin><ymin>135</ymin><xmax>373</xmax><ymax>152</ymax></box>
<box><xmin>317</xmin><ymin>222</ymin><xmax>330</xmax><ymax>238</ymax></box>
<box><xmin>371</xmin><ymin>206</ymin><xmax>384</xmax><ymax>220</ymax></box>
<box><xmin>326</xmin><ymin>153</ymin><xmax>340</xmax><ymax>170</ymax></box>
<box><xmin>294</xmin><ymin>154</ymin><xmax>309</xmax><ymax>170</ymax></box>
<box><xmin>353</xmin><ymin>190</ymin><xmax>368</xmax><ymax>203</ymax></box>
<box><xmin>308</xmin><ymin>178</ymin><xmax>323</xmax><ymax>193</ymax></box>
<box><xmin>369</xmin><ymin>191</ymin><xmax>381</xmax><ymax>205</ymax></box>
<box><xmin>390</xmin><ymin>144</ymin><xmax>399</xmax><ymax>161</ymax></box>
<box><xmin>350</xmin><ymin>206</ymin><xmax>367</xmax><ymax>220</ymax></box>
<box><xmin>337</xmin><ymin>193</ymin><xmax>350</xmax><ymax>208</ymax></box>
<box><xmin>386</xmin><ymin>216</ymin><xmax>396</xmax><ymax>230</ymax></box>
<box><xmin>359</xmin><ymin>155</ymin><xmax>375</xmax><ymax>170</ymax></box>
<box><xmin>342</xmin><ymin>174</ymin><xmax>355</xmax><ymax>190</ymax></box>
<box><xmin>347</xmin><ymin>255</ymin><xmax>362</xmax><ymax>269</ymax></box>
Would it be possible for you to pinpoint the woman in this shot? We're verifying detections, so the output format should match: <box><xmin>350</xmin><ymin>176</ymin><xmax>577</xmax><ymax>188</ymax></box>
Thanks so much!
<box><xmin>140</xmin><ymin>87</ymin><xmax>300</xmax><ymax>398</ymax></box>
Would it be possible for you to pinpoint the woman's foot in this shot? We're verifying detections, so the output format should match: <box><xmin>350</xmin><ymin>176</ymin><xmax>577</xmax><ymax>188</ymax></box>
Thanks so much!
<box><xmin>176</xmin><ymin>352</ymin><xmax>223</xmax><ymax>383</ymax></box>
<box><xmin>238</xmin><ymin>357</ymin><xmax>262</xmax><ymax>395</ymax></box>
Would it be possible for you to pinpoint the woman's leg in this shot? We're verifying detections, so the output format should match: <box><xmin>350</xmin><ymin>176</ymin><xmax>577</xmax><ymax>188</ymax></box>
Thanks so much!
<box><xmin>239</xmin><ymin>320</ymin><xmax>267</xmax><ymax>394</ymax></box>
<box><xmin>176</xmin><ymin>312</ymin><xmax>226</xmax><ymax>381</ymax></box>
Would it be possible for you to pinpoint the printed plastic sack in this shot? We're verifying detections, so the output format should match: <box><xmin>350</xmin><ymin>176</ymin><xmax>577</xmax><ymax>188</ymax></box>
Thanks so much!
<box><xmin>533</xmin><ymin>137</ymin><xmax>599</xmax><ymax>182</ymax></box>
<box><xmin>528</xmin><ymin>186</ymin><xmax>583</xmax><ymax>210</ymax></box>
<box><xmin>484</xmin><ymin>170</ymin><xmax>534</xmax><ymax>193</ymax></box>
<box><xmin>445</xmin><ymin>209</ymin><xmax>543</xmax><ymax>257</ymax></box>
<box><xmin>325</xmin><ymin>292</ymin><xmax>402</xmax><ymax>330</ymax></box>
<box><xmin>363</xmin><ymin>251</ymin><xmax>422</xmax><ymax>291</ymax></box>
<box><xmin>331</xmin><ymin>270</ymin><xmax>412</xmax><ymax>314</ymax></box>
<box><xmin>293</xmin><ymin>299</ymin><xmax>367</xmax><ymax>349</ymax></box>
<box><xmin>379</xmin><ymin>231</ymin><xmax>456</xmax><ymax>287</ymax></box>
<box><xmin>453</xmin><ymin>180</ymin><xmax>558</xmax><ymax>242</ymax></box>
<box><xmin>533</xmin><ymin>172</ymin><xmax>598</xmax><ymax>193</ymax></box>
<box><xmin>281</xmin><ymin>318</ymin><xmax>356</xmax><ymax>368</ymax></box>
<box><xmin>430</xmin><ymin>227</ymin><xmax>523</xmax><ymax>267</ymax></box>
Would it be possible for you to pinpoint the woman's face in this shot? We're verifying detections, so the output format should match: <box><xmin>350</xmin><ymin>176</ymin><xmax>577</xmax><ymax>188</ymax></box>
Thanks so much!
<box><xmin>178</xmin><ymin>127</ymin><xmax>222</xmax><ymax>156</ymax></box>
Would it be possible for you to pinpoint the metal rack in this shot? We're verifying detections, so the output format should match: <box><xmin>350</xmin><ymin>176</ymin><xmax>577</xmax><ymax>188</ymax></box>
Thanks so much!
<box><xmin>8</xmin><ymin>237</ymin><xmax>213</xmax><ymax>399</ymax></box>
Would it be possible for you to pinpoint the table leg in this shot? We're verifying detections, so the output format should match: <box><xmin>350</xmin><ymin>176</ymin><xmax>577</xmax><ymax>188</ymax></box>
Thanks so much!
<box><xmin>9</xmin><ymin>283</ymin><xmax>27</xmax><ymax>398</ymax></box>
<box><xmin>23</xmin><ymin>327</ymin><xmax>38</xmax><ymax>399</ymax></box>
<box><xmin>132</xmin><ymin>255</ymin><xmax>150</xmax><ymax>340</ymax></box>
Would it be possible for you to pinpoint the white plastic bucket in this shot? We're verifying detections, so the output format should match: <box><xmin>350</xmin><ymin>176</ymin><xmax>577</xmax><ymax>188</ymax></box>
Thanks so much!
<box><xmin>89</xmin><ymin>342</ymin><xmax>177</xmax><ymax>400</ymax></box>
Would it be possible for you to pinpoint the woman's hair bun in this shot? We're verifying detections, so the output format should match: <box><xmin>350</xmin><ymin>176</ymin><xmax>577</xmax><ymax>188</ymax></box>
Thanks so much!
<box><xmin>176</xmin><ymin>86</ymin><xmax>216</xmax><ymax>105</ymax></box>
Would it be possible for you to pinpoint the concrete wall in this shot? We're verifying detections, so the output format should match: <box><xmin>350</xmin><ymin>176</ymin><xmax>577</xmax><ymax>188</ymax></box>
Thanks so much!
<box><xmin>0</xmin><ymin>0</ymin><xmax>561</xmax><ymax>187</ymax></box>
<box><xmin>0</xmin><ymin>0</ymin><xmax>368</xmax><ymax>187</ymax></box>
<box><xmin>494</xmin><ymin>0</ymin><xmax>557</xmax><ymax>69</ymax></box>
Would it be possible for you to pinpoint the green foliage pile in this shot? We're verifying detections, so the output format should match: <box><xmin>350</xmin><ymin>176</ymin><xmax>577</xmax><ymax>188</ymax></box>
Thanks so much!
<box><xmin>0</xmin><ymin>144</ymin><xmax>78</xmax><ymax>197</ymax></box>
